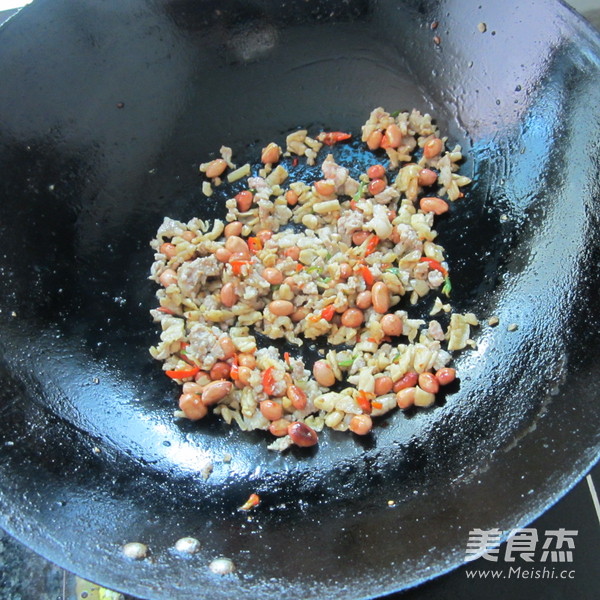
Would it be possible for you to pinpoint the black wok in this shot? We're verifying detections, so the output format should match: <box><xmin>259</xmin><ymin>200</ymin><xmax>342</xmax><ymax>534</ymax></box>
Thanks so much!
<box><xmin>0</xmin><ymin>0</ymin><xmax>599</xmax><ymax>598</ymax></box>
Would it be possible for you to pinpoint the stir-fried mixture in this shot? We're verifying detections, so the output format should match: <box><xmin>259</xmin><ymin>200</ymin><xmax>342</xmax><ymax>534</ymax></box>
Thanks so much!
<box><xmin>149</xmin><ymin>107</ymin><xmax>477</xmax><ymax>451</ymax></box>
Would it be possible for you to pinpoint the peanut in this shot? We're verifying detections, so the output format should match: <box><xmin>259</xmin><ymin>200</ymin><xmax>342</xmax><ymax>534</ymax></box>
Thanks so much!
<box><xmin>201</xmin><ymin>380</ymin><xmax>233</xmax><ymax>405</ymax></box>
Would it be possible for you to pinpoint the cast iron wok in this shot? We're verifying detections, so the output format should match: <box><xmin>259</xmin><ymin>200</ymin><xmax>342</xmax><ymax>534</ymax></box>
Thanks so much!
<box><xmin>0</xmin><ymin>0</ymin><xmax>599</xmax><ymax>598</ymax></box>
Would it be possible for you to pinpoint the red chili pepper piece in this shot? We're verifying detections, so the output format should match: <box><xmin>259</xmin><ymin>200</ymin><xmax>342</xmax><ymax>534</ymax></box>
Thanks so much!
<box><xmin>364</xmin><ymin>235</ymin><xmax>380</xmax><ymax>256</ymax></box>
<box><xmin>239</xmin><ymin>493</ymin><xmax>261</xmax><ymax>511</ymax></box>
<box><xmin>360</xmin><ymin>265</ymin><xmax>375</xmax><ymax>286</ymax></box>
<box><xmin>157</xmin><ymin>306</ymin><xmax>176</xmax><ymax>315</ymax></box>
<box><xmin>356</xmin><ymin>390</ymin><xmax>374</xmax><ymax>414</ymax></box>
<box><xmin>230</xmin><ymin>356</ymin><xmax>239</xmax><ymax>381</ymax></box>
<box><xmin>371</xmin><ymin>401</ymin><xmax>383</xmax><ymax>410</ymax></box>
<box><xmin>318</xmin><ymin>131</ymin><xmax>352</xmax><ymax>146</ymax></box>
<box><xmin>262</xmin><ymin>367</ymin><xmax>275</xmax><ymax>395</ymax></box>
<box><xmin>165</xmin><ymin>366</ymin><xmax>199</xmax><ymax>379</ymax></box>
<box><xmin>231</xmin><ymin>259</ymin><xmax>251</xmax><ymax>275</ymax></box>
<box><xmin>419</xmin><ymin>257</ymin><xmax>448</xmax><ymax>277</ymax></box>
<box><xmin>284</xmin><ymin>351</ymin><xmax>291</xmax><ymax>364</ymax></box>
<box><xmin>321</xmin><ymin>305</ymin><xmax>336</xmax><ymax>322</ymax></box>
<box><xmin>248</xmin><ymin>237</ymin><xmax>262</xmax><ymax>253</ymax></box>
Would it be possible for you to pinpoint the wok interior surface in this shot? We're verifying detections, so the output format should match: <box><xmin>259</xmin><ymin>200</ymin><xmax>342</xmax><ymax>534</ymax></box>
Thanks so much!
<box><xmin>0</xmin><ymin>0</ymin><xmax>599</xmax><ymax>598</ymax></box>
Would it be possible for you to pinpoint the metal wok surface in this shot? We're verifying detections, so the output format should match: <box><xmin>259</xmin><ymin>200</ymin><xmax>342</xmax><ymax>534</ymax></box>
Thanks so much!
<box><xmin>0</xmin><ymin>0</ymin><xmax>599</xmax><ymax>598</ymax></box>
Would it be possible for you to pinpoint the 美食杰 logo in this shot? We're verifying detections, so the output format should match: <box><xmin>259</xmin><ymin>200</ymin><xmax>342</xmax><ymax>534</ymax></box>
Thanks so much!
<box><xmin>463</xmin><ymin>528</ymin><xmax>578</xmax><ymax>580</ymax></box>
<box><xmin>465</xmin><ymin>527</ymin><xmax>577</xmax><ymax>563</ymax></box>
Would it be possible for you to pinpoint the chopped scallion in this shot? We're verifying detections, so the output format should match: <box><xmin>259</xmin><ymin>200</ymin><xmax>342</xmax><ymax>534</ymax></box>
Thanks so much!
<box><xmin>442</xmin><ymin>276</ymin><xmax>452</xmax><ymax>297</ymax></box>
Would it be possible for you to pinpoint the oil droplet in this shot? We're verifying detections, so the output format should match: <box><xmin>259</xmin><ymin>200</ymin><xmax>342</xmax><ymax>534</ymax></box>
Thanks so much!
<box><xmin>175</xmin><ymin>537</ymin><xmax>201</xmax><ymax>554</ymax></box>
<box><xmin>209</xmin><ymin>557</ymin><xmax>236</xmax><ymax>574</ymax></box>
<box><xmin>122</xmin><ymin>542</ymin><xmax>148</xmax><ymax>560</ymax></box>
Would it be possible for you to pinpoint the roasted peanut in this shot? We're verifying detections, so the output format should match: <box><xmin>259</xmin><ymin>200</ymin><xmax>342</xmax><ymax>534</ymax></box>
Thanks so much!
<box><xmin>368</xmin><ymin>178</ymin><xmax>386</xmax><ymax>195</ymax></box>
<box><xmin>283</xmin><ymin>246</ymin><xmax>300</xmax><ymax>260</ymax></box>
<box><xmin>291</xmin><ymin>307</ymin><xmax>309</xmax><ymax>322</ymax></box>
<box><xmin>371</xmin><ymin>282</ymin><xmax>390</xmax><ymax>314</ymax></box>
<box><xmin>262</xmin><ymin>267</ymin><xmax>283</xmax><ymax>285</ymax></box>
<box><xmin>182</xmin><ymin>382</ymin><xmax>203</xmax><ymax>395</ymax></box>
<box><xmin>220</xmin><ymin>282</ymin><xmax>237</xmax><ymax>307</ymax></box>
<box><xmin>179</xmin><ymin>393</ymin><xmax>208</xmax><ymax>420</ymax></box>
<box><xmin>288</xmin><ymin>421</ymin><xmax>318</xmax><ymax>447</ymax></box>
<box><xmin>384</xmin><ymin>123</ymin><xmax>402</xmax><ymax>148</ymax></box>
<box><xmin>269</xmin><ymin>300</ymin><xmax>294</xmax><ymax>316</ymax></box>
<box><xmin>420</xmin><ymin>196</ymin><xmax>449</xmax><ymax>215</ymax></box>
<box><xmin>159</xmin><ymin>268</ymin><xmax>178</xmax><ymax>287</ymax></box>
<box><xmin>224</xmin><ymin>221</ymin><xmax>243</xmax><ymax>237</ymax></box>
<box><xmin>349</xmin><ymin>414</ymin><xmax>373</xmax><ymax>435</ymax></box>
<box><xmin>418</xmin><ymin>168</ymin><xmax>438</xmax><ymax>186</ymax></box>
<box><xmin>356</xmin><ymin>291</ymin><xmax>372</xmax><ymax>309</ymax></box>
<box><xmin>423</xmin><ymin>137</ymin><xmax>443</xmax><ymax>158</ymax></box>
<box><xmin>237</xmin><ymin>366</ymin><xmax>252</xmax><ymax>385</ymax></box>
<box><xmin>380</xmin><ymin>313</ymin><xmax>403</xmax><ymax>336</ymax></box>
<box><xmin>396</xmin><ymin>387</ymin><xmax>416</xmax><ymax>409</ymax></box>
<box><xmin>210</xmin><ymin>362</ymin><xmax>231</xmax><ymax>381</ymax></box>
<box><xmin>393</xmin><ymin>371</ymin><xmax>418</xmax><ymax>392</ymax></box>
<box><xmin>160</xmin><ymin>242</ymin><xmax>177</xmax><ymax>258</ymax></box>
<box><xmin>314</xmin><ymin>180</ymin><xmax>335</xmax><ymax>196</ymax></box>
<box><xmin>261</xmin><ymin>142</ymin><xmax>281</xmax><ymax>164</ymax></box>
<box><xmin>352</xmin><ymin>230</ymin><xmax>370</xmax><ymax>246</ymax></box>
<box><xmin>215</xmin><ymin>247</ymin><xmax>232</xmax><ymax>263</ymax></box>
<box><xmin>285</xmin><ymin>189</ymin><xmax>299</xmax><ymax>206</ymax></box>
<box><xmin>374</xmin><ymin>376</ymin><xmax>394</xmax><ymax>396</ymax></box>
<box><xmin>225</xmin><ymin>235</ymin><xmax>250</xmax><ymax>257</ymax></box>
<box><xmin>367</xmin><ymin>164</ymin><xmax>385</xmax><ymax>179</ymax></box>
<box><xmin>435</xmin><ymin>367</ymin><xmax>456</xmax><ymax>385</ymax></box>
<box><xmin>341</xmin><ymin>308</ymin><xmax>364</xmax><ymax>328</ymax></box>
<box><xmin>366</xmin><ymin>130</ymin><xmax>383</xmax><ymax>150</ymax></box>
<box><xmin>237</xmin><ymin>353</ymin><xmax>256</xmax><ymax>369</ymax></box>
<box><xmin>205</xmin><ymin>158</ymin><xmax>227</xmax><ymax>178</ymax></box>
<box><xmin>313</xmin><ymin>360</ymin><xmax>335</xmax><ymax>387</ymax></box>
<box><xmin>235</xmin><ymin>191</ymin><xmax>253</xmax><ymax>212</ymax></box>
<box><xmin>339</xmin><ymin>263</ymin><xmax>352</xmax><ymax>280</ymax></box>
<box><xmin>418</xmin><ymin>372</ymin><xmax>439</xmax><ymax>394</ymax></box>
<box><xmin>260</xmin><ymin>400</ymin><xmax>283</xmax><ymax>421</ymax></box>
<box><xmin>269</xmin><ymin>419</ymin><xmax>290</xmax><ymax>437</ymax></box>
<box><xmin>287</xmin><ymin>385</ymin><xmax>307</xmax><ymax>410</ymax></box>
<box><xmin>219</xmin><ymin>336</ymin><xmax>236</xmax><ymax>359</ymax></box>
<box><xmin>201</xmin><ymin>380</ymin><xmax>233</xmax><ymax>405</ymax></box>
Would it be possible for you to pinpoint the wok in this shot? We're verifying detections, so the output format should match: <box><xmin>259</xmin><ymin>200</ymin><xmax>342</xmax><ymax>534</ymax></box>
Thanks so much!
<box><xmin>0</xmin><ymin>0</ymin><xmax>599</xmax><ymax>598</ymax></box>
